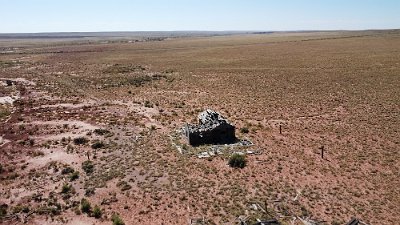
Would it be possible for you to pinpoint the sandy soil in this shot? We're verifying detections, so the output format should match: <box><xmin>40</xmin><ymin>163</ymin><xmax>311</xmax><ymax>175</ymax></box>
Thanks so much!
<box><xmin>0</xmin><ymin>30</ymin><xmax>399</xmax><ymax>225</ymax></box>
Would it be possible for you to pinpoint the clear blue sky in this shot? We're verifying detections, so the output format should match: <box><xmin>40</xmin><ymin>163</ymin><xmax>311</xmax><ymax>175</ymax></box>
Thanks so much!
<box><xmin>0</xmin><ymin>0</ymin><xmax>399</xmax><ymax>33</ymax></box>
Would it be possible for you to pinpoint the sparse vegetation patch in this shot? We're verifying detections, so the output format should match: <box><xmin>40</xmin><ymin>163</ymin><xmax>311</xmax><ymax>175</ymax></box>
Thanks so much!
<box><xmin>82</xmin><ymin>160</ymin><xmax>94</xmax><ymax>174</ymax></box>
<box><xmin>103</xmin><ymin>64</ymin><xmax>145</xmax><ymax>74</ymax></box>
<box><xmin>73</xmin><ymin>136</ymin><xmax>88</xmax><ymax>145</ymax></box>
<box><xmin>112</xmin><ymin>213</ymin><xmax>125</xmax><ymax>225</ymax></box>
<box><xmin>228</xmin><ymin>154</ymin><xmax>247</xmax><ymax>168</ymax></box>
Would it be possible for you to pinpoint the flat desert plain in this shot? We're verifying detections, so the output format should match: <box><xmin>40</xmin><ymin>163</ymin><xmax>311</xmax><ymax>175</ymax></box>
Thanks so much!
<box><xmin>0</xmin><ymin>30</ymin><xmax>399</xmax><ymax>225</ymax></box>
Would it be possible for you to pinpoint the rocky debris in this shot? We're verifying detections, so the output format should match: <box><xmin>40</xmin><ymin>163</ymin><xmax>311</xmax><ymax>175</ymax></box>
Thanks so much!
<box><xmin>190</xmin><ymin>218</ymin><xmax>208</xmax><ymax>225</ymax></box>
<box><xmin>298</xmin><ymin>217</ymin><xmax>319</xmax><ymax>225</ymax></box>
<box><xmin>5</xmin><ymin>80</ymin><xmax>13</xmax><ymax>86</ymax></box>
<box><xmin>0</xmin><ymin>96</ymin><xmax>19</xmax><ymax>104</ymax></box>
<box><xmin>253</xmin><ymin>219</ymin><xmax>280</xmax><ymax>225</ymax></box>
<box><xmin>0</xmin><ymin>78</ymin><xmax>36</xmax><ymax>86</ymax></box>
<box><xmin>197</xmin><ymin>147</ymin><xmax>223</xmax><ymax>158</ymax></box>
<box><xmin>184</xmin><ymin>109</ymin><xmax>236</xmax><ymax>146</ymax></box>
<box><xmin>101</xmin><ymin>194</ymin><xmax>118</xmax><ymax>205</ymax></box>
<box><xmin>346</xmin><ymin>218</ymin><xmax>369</xmax><ymax>225</ymax></box>
<box><xmin>234</xmin><ymin>139</ymin><xmax>253</xmax><ymax>146</ymax></box>
<box><xmin>197</xmin><ymin>146</ymin><xmax>260</xmax><ymax>158</ymax></box>
<box><xmin>238</xmin><ymin>215</ymin><xmax>279</xmax><ymax>225</ymax></box>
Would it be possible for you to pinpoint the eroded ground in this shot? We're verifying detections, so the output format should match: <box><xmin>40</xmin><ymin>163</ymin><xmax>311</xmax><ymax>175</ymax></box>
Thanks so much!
<box><xmin>0</xmin><ymin>31</ymin><xmax>399</xmax><ymax>225</ymax></box>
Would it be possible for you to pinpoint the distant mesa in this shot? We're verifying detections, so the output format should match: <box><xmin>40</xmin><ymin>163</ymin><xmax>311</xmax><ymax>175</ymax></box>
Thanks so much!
<box><xmin>184</xmin><ymin>109</ymin><xmax>236</xmax><ymax>146</ymax></box>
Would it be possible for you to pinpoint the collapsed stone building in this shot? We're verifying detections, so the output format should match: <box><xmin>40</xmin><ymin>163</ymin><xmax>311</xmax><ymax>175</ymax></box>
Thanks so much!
<box><xmin>184</xmin><ymin>109</ymin><xmax>236</xmax><ymax>146</ymax></box>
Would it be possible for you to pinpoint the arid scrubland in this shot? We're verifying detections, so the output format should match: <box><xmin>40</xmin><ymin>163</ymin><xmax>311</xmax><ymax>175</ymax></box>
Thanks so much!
<box><xmin>0</xmin><ymin>30</ymin><xmax>399</xmax><ymax>225</ymax></box>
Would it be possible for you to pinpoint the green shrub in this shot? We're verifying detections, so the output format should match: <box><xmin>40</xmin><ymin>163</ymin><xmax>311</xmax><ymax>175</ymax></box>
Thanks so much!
<box><xmin>80</xmin><ymin>198</ymin><xmax>91</xmax><ymax>214</ymax></box>
<box><xmin>240</xmin><ymin>127</ymin><xmax>249</xmax><ymax>134</ymax></box>
<box><xmin>0</xmin><ymin>204</ymin><xmax>7</xmax><ymax>218</ymax></box>
<box><xmin>61</xmin><ymin>183</ymin><xmax>72</xmax><ymax>194</ymax></box>
<box><xmin>12</xmin><ymin>204</ymin><xmax>30</xmax><ymax>214</ymax></box>
<box><xmin>91</xmin><ymin>141</ymin><xmax>105</xmax><ymax>149</ymax></box>
<box><xmin>92</xmin><ymin>205</ymin><xmax>102</xmax><ymax>219</ymax></box>
<box><xmin>0</xmin><ymin>105</ymin><xmax>11</xmax><ymax>120</ymax></box>
<box><xmin>70</xmin><ymin>171</ymin><xmax>80</xmax><ymax>181</ymax></box>
<box><xmin>61</xmin><ymin>166</ymin><xmax>74</xmax><ymax>174</ymax></box>
<box><xmin>112</xmin><ymin>214</ymin><xmax>125</xmax><ymax>225</ymax></box>
<box><xmin>82</xmin><ymin>161</ymin><xmax>94</xmax><ymax>174</ymax></box>
<box><xmin>93</xmin><ymin>129</ymin><xmax>110</xmax><ymax>135</ymax></box>
<box><xmin>73</xmin><ymin>137</ymin><xmax>88</xmax><ymax>145</ymax></box>
<box><xmin>228</xmin><ymin>154</ymin><xmax>247</xmax><ymax>168</ymax></box>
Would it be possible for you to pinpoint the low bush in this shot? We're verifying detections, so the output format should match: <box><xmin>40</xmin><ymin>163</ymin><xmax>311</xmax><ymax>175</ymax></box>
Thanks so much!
<box><xmin>0</xmin><ymin>204</ymin><xmax>7</xmax><ymax>219</ymax></box>
<box><xmin>61</xmin><ymin>166</ymin><xmax>74</xmax><ymax>175</ymax></box>
<box><xmin>61</xmin><ymin>183</ymin><xmax>72</xmax><ymax>194</ymax></box>
<box><xmin>94</xmin><ymin>129</ymin><xmax>110</xmax><ymax>135</ymax></box>
<box><xmin>80</xmin><ymin>198</ymin><xmax>91</xmax><ymax>214</ymax></box>
<box><xmin>228</xmin><ymin>154</ymin><xmax>247</xmax><ymax>168</ymax></box>
<box><xmin>112</xmin><ymin>214</ymin><xmax>125</xmax><ymax>225</ymax></box>
<box><xmin>92</xmin><ymin>205</ymin><xmax>102</xmax><ymax>219</ymax></box>
<box><xmin>73</xmin><ymin>137</ymin><xmax>88</xmax><ymax>145</ymax></box>
<box><xmin>0</xmin><ymin>105</ymin><xmax>11</xmax><ymax>120</ymax></box>
<box><xmin>82</xmin><ymin>161</ymin><xmax>94</xmax><ymax>174</ymax></box>
<box><xmin>240</xmin><ymin>127</ymin><xmax>249</xmax><ymax>134</ymax></box>
<box><xmin>70</xmin><ymin>171</ymin><xmax>80</xmax><ymax>181</ymax></box>
<box><xmin>91</xmin><ymin>141</ymin><xmax>105</xmax><ymax>149</ymax></box>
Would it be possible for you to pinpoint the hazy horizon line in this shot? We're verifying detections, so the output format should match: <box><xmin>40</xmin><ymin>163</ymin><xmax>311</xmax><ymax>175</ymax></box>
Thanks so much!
<box><xmin>0</xmin><ymin>28</ymin><xmax>398</xmax><ymax>35</ymax></box>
